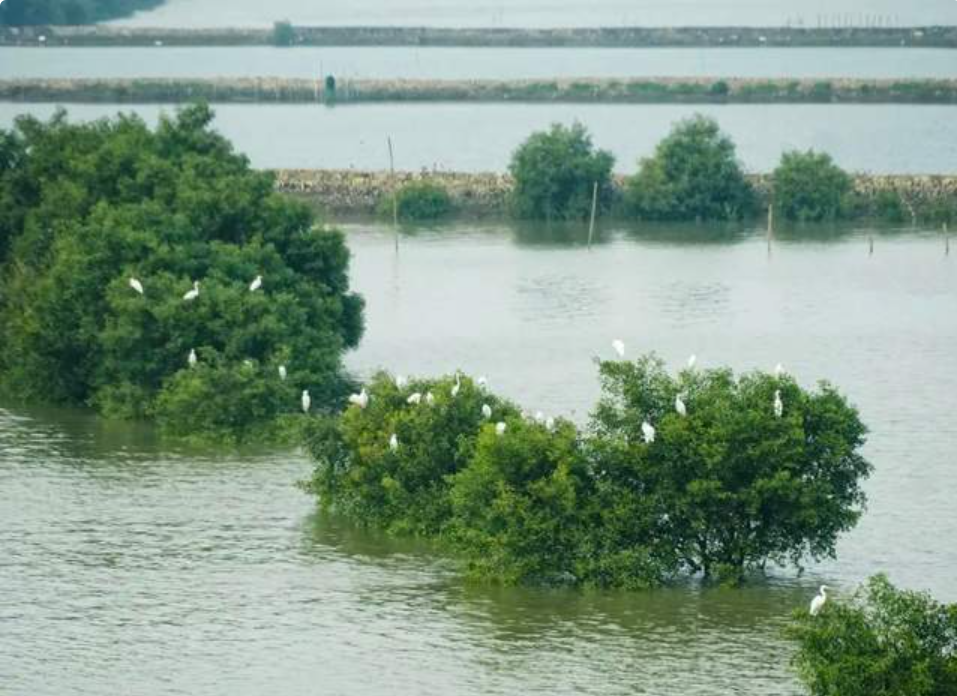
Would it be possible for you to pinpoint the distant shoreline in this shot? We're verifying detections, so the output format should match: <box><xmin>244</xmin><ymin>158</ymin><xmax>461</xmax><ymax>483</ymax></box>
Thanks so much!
<box><xmin>1</xmin><ymin>24</ymin><xmax>956</xmax><ymax>49</ymax></box>
<box><xmin>2</xmin><ymin>76</ymin><xmax>956</xmax><ymax>105</ymax></box>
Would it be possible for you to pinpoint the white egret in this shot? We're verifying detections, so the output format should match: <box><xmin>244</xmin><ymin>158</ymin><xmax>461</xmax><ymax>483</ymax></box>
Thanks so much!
<box><xmin>301</xmin><ymin>389</ymin><xmax>311</xmax><ymax>413</ymax></box>
<box><xmin>481</xmin><ymin>404</ymin><xmax>492</xmax><ymax>419</ymax></box>
<box><xmin>278</xmin><ymin>365</ymin><xmax>287</xmax><ymax>381</ymax></box>
<box><xmin>810</xmin><ymin>585</ymin><xmax>829</xmax><ymax>616</ymax></box>
<box><xmin>183</xmin><ymin>280</ymin><xmax>200</xmax><ymax>301</ymax></box>
<box><xmin>407</xmin><ymin>392</ymin><xmax>422</xmax><ymax>405</ymax></box>
<box><xmin>425</xmin><ymin>392</ymin><xmax>435</xmax><ymax>406</ymax></box>
<box><xmin>477</xmin><ymin>376</ymin><xmax>488</xmax><ymax>388</ymax></box>
<box><xmin>395</xmin><ymin>374</ymin><xmax>407</xmax><ymax>389</ymax></box>
<box><xmin>687</xmin><ymin>354</ymin><xmax>697</xmax><ymax>369</ymax></box>
<box><xmin>775</xmin><ymin>363</ymin><xmax>786</xmax><ymax>378</ymax></box>
<box><xmin>188</xmin><ymin>349</ymin><xmax>197</xmax><ymax>368</ymax></box>
<box><xmin>534</xmin><ymin>411</ymin><xmax>545</xmax><ymax>424</ymax></box>
<box><xmin>774</xmin><ymin>390</ymin><xmax>784</xmax><ymax>418</ymax></box>
<box><xmin>249</xmin><ymin>275</ymin><xmax>262</xmax><ymax>292</ymax></box>
<box><xmin>612</xmin><ymin>339</ymin><xmax>625</xmax><ymax>358</ymax></box>
<box><xmin>451</xmin><ymin>374</ymin><xmax>461</xmax><ymax>398</ymax></box>
<box><xmin>675</xmin><ymin>394</ymin><xmax>687</xmax><ymax>417</ymax></box>
<box><xmin>495</xmin><ymin>422</ymin><xmax>506</xmax><ymax>436</ymax></box>
<box><xmin>545</xmin><ymin>417</ymin><xmax>556</xmax><ymax>432</ymax></box>
<box><xmin>389</xmin><ymin>433</ymin><xmax>399</xmax><ymax>452</ymax></box>
<box><xmin>129</xmin><ymin>277</ymin><xmax>144</xmax><ymax>294</ymax></box>
<box><xmin>641</xmin><ymin>421</ymin><xmax>656</xmax><ymax>444</ymax></box>
<box><xmin>348</xmin><ymin>389</ymin><xmax>369</xmax><ymax>409</ymax></box>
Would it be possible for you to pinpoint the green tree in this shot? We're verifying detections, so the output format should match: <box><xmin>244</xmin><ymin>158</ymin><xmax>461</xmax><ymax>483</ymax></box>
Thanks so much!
<box><xmin>272</xmin><ymin>21</ymin><xmax>295</xmax><ymax>47</ymax></box>
<box><xmin>626</xmin><ymin>114</ymin><xmax>754</xmax><ymax>221</ymax></box>
<box><xmin>590</xmin><ymin>355</ymin><xmax>872</xmax><ymax>582</ymax></box>
<box><xmin>789</xmin><ymin>575</ymin><xmax>957</xmax><ymax>696</ymax></box>
<box><xmin>303</xmin><ymin>372</ymin><xmax>521</xmax><ymax>535</ymax></box>
<box><xmin>0</xmin><ymin>0</ymin><xmax>164</xmax><ymax>25</ymax></box>
<box><xmin>508</xmin><ymin>122</ymin><xmax>615</xmax><ymax>221</ymax></box>
<box><xmin>773</xmin><ymin>150</ymin><xmax>853</xmax><ymax>222</ymax></box>
<box><xmin>378</xmin><ymin>179</ymin><xmax>453</xmax><ymax>222</ymax></box>
<box><xmin>0</xmin><ymin>105</ymin><xmax>364</xmax><ymax>441</ymax></box>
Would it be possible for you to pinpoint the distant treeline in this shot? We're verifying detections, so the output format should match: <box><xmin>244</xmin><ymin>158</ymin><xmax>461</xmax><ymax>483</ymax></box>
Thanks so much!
<box><xmin>0</xmin><ymin>0</ymin><xmax>164</xmax><ymax>26</ymax></box>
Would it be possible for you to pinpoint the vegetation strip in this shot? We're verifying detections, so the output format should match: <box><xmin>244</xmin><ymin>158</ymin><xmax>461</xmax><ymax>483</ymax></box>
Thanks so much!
<box><xmin>3</xmin><ymin>76</ymin><xmax>957</xmax><ymax>105</ymax></box>
<box><xmin>2</xmin><ymin>24</ymin><xmax>957</xmax><ymax>48</ymax></box>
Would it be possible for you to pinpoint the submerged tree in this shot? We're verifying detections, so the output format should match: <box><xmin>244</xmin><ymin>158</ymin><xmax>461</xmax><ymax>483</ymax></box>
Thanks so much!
<box><xmin>0</xmin><ymin>104</ymin><xmax>364</xmax><ymax>442</ymax></box>
<box><xmin>773</xmin><ymin>150</ymin><xmax>853</xmax><ymax>222</ymax></box>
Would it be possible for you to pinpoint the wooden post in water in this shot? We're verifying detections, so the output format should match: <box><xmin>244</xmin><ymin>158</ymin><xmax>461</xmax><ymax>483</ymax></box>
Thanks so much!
<box><xmin>766</xmin><ymin>203</ymin><xmax>774</xmax><ymax>256</ymax></box>
<box><xmin>946</xmin><ymin>223</ymin><xmax>950</xmax><ymax>256</ymax></box>
<box><xmin>587</xmin><ymin>181</ymin><xmax>598</xmax><ymax>249</ymax></box>
<box><xmin>869</xmin><ymin>235</ymin><xmax>874</xmax><ymax>256</ymax></box>
<box><xmin>388</xmin><ymin>137</ymin><xmax>398</xmax><ymax>252</ymax></box>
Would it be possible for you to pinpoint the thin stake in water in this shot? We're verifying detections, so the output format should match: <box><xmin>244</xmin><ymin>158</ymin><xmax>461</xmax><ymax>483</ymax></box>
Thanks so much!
<box><xmin>388</xmin><ymin>137</ymin><xmax>398</xmax><ymax>252</ymax></box>
<box><xmin>587</xmin><ymin>181</ymin><xmax>598</xmax><ymax>249</ymax></box>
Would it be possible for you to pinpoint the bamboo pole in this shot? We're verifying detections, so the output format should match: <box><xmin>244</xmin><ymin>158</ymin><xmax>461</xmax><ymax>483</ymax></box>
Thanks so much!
<box><xmin>388</xmin><ymin>137</ymin><xmax>398</xmax><ymax>252</ymax></box>
<box><xmin>945</xmin><ymin>223</ymin><xmax>950</xmax><ymax>256</ymax></box>
<box><xmin>587</xmin><ymin>181</ymin><xmax>598</xmax><ymax>249</ymax></box>
<box><xmin>767</xmin><ymin>203</ymin><xmax>774</xmax><ymax>255</ymax></box>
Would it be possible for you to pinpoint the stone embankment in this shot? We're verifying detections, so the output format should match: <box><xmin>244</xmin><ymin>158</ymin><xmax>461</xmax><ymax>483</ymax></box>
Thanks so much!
<box><xmin>2</xmin><ymin>77</ymin><xmax>956</xmax><ymax>105</ymax></box>
<box><xmin>274</xmin><ymin>169</ymin><xmax>957</xmax><ymax>217</ymax></box>
<box><xmin>2</xmin><ymin>24</ymin><xmax>956</xmax><ymax>48</ymax></box>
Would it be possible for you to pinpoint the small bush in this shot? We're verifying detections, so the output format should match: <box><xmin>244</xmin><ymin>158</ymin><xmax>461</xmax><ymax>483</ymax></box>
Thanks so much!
<box><xmin>625</xmin><ymin>114</ymin><xmax>754</xmax><ymax>221</ymax></box>
<box><xmin>508</xmin><ymin>122</ymin><xmax>615</xmax><ymax>221</ymax></box>
<box><xmin>378</xmin><ymin>180</ymin><xmax>453</xmax><ymax>222</ymax></box>
<box><xmin>273</xmin><ymin>21</ymin><xmax>295</xmax><ymax>47</ymax></box>
<box><xmin>788</xmin><ymin>574</ymin><xmax>957</xmax><ymax>696</ymax></box>
<box><xmin>773</xmin><ymin>150</ymin><xmax>853</xmax><ymax>222</ymax></box>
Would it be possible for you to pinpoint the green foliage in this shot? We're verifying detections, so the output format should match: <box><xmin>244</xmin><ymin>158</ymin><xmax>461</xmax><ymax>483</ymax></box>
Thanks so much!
<box><xmin>789</xmin><ymin>575</ymin><xmax>957</xmax><ymax>696</ymax></box>
<box><xmin>272</xmin><ymin>21</ymin><xmax>295</xmax><ymax>47</ymax></box>
<box><xmin>773</xmin><ymin>150</ymin><xmax>853</xmax><ymax>222</ymax></box>
<box><xmin>591</xmin><ymin>355</ymin><xmax>871</xmax><ymax>583</ymax></box>
<box><xmin>303</xmin><ymin>372</ymin><xmax>521</xmax><ymax>536</ymax></box>
<box><xmin>304</xmin><ymin>357</ymin><xmax>871</xmax><ymax>587</ymax></box>
<box><xmin>626</xmin><ymin>115</ymin><xmax>754</xmax><ymax>221</ymax></box>
<box><xmin>0</xmin><ymin>0</ymin><xmax>163</xmax><ymax>25</ymax></box>
<box><xmin>508</xmin><ymin>122</ymin><xmax>615</xmax><ymax>221</ymax></box>
<box><xmin>0</xmin><ymin>105</ymin><xmax>364</xmax><ymax>442</ymax></box>
<box><xmin>377</xmin><ymin>180</ymin><xmax>453</xmax><ymax>222</ymax></box>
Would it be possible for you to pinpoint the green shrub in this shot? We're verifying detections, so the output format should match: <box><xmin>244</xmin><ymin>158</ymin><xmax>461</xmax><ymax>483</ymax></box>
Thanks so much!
<box><xmin>788</xmin><ymin>575</ymin><xmax>957</xmax><ymax>696</ymax></box>
<box><xmin>378</xmin><ymin>179</ymin><xmax>453</xmax><ymax>222</ymax></box>
<box><xmin>773</xmin><ymin>150</ymin><xmax>853</xmax><ymax>222</ymax></box>
<box><xmin>303</xmin><ymin>372</ymin><xmax>521</xmax><ymax>535</ymax></box>
<box><xmin>0</xmin><ymin>105</ymin><xmax>364</xmax><ymax>441</ymax></box>
<box><xmin>625</xmin><ymin>114</ymin><xmax>754</xmax><ymax>221</ymax></box>
<box><xmin>273</xmin><ymin>21</ymin><xmax>295</xmax><ymax>46</ymax></box>
<box><xmin>0</xmin><ymin>0</ymin><xmax>163</xmax><ymax>25</ymax></box>
<box><xmin>508</xmin><ymin>122</ymin><xmax>615</xmax><ymax>221</ymax></box>
<box><xmin>590</xmin><ymin>355</ymin><xmax>872</xmax><ymax>583</ymax></box>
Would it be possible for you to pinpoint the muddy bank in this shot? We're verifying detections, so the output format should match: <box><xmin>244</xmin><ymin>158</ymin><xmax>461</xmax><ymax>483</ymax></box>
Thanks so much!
<box><xmin>274</xmin><ymin>169</ymin><xmax>957</xmax><ymax>218</ymax></box>
<box><xmin>2</xmin><ymin>24</ymin><xmax>956</xmax><ymax>48</ymax></box>
<box><xmin>3</xmin><ymin>77</ymin><xmax>956</xmax><ymax>105</ymax></box>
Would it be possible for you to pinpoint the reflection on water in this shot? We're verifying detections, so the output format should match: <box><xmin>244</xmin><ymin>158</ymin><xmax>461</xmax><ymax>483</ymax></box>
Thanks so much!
<box><xmin>2</xmin><ymin>221</ymin><xmax>955</xmax><ymax>695</ymax></box>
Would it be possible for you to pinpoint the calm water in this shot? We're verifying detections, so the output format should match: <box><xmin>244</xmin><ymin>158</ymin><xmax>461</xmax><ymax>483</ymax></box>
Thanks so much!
<box><xmin>108</xmin><ymin>0</ymin><xmax>957</xmax><ymax>28</ymax></box>
<box><xmin>1</xmin><ymin>102</ymin><xmax>955</xmax><ymax>174</ymax></box>
<box><xmin>4</xmin><ymin>46</ymin><xmax>957</xmax><ymax>80</ymax></box>
<box><xmin>2</xmin><ymin>223</ymin><xmax>955</xmax><ymax>695</ymax></box>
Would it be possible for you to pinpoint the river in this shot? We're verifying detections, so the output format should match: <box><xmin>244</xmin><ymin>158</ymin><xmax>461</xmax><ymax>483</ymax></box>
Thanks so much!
<box><xmin>3</xmin><ymin>46</ymin><xmax>957</xmax><ymax>80</ymax></box>
<box><xmin>1</xmin><ymin>222</ymin><xmax>955</xmax><ymax>695</ymax></box>
<box><xmin>1</xmin><ymin>101</ymin><xmax>955</xmax><ymax>174</ymax></box>
<box><xmin>107</xmin><ymin>0</ymin><xmax>957</xmax><ymax>28</ymax></box>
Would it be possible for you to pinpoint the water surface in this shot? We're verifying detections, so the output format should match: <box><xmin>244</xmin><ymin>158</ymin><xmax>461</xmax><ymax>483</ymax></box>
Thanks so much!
<box><xmin>1</xmin><ymin>101</ymin><xmax>954</xmax><ymax>174</ymax></box>
<box><xmin>1</xmin><ymin>222</ymin><xmax>955</xmax><ymax>695</ymax></box>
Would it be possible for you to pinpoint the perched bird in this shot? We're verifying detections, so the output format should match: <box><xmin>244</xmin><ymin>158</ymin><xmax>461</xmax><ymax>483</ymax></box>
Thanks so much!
<box><xmin>612</xmin><ymin>339</ymin><xmax>625</xmax><ymax>358</ymax></box>
<box><xmin>407</xmin><ymin>392</ymin><xmax>422</xmax><ymax>405</ymax></box>
<box><xmin>774</xmin><ymin>390</ymin><xmax>784</xmax><ymax>418</ymax></box>
<box><xmin>687</xmin><ymin>354</ymin><xmax>697</xmax><ymax>369</ymax></box>
<box><xmin>477</xmin><ymin>376</ymin><xmax>488</xmax><ymax>388</ymax></box>
<box><xmin>675</xmin><ymin>394</ymin><xmax>687</xmax><ymax>417</ymax></box>
<box><xmin>775</xmin><ymin>363</ymin><xmax>786</xmax><ymax>378</ymax></box>
<box><xmin>278</xmin><ymin>365</ymin><xmax>287</xmax><ymax>381</ymax></box>
<box><xmin>249</xmin><ymin>275</ymin><xmax>262</xmax><ymax>292</ymax></box>
<box><xmin>481</xmin><ymin>404</ymin><xmax>492</xmax><ymax>419</ymax></box>
<box><xmin>425</xmin><ymin>392</ymin><xmax>435</xmax><ymax>406</ymax></box>
<box><xmin>183</xmin><ymin>280</ymin><xmax>200</xmax><ymax>302</ymax></box>
<box><xmin>188</xmin><ymin>349</ymin><xmax>197</xmax><ymax>368</ymax></box>
<box><xmin>534</xmin><ymin>411</ymin><xmax>545</xmax><ymax>424</ymax></box>
<box><xmin>451</xmin><ymin>375</ymin><xmax>461</xmax><ymax>398</ymax></box>
<box><xmin>129</xmin><ymin>277</ymin><xmax>144</xmax><ymax>294</ymax></box>
<box><xmin>348</xmin><ymin>389</ymin><xmax>369</xmax><ymax>409</ymax></box>
<box><xmin>395</xmin><ymin>374</ymin><xmax>407</xmax><ymax>389</ymax></box>
<box><xmin>389</xmin><ymin>433</ymin><xmax>399</xmax><ymax>452</ymax></box>
<box><xmin>810</xmin><ymin>585</ymin><xmax>829</xmax><ymax>616</ymax></box>
<box><xmin>495</xmin><ymin>422</ymin><xmax>506</xmax><ymax>436</ymax></box>
<box><xmin>641</xmin><ymin>421</ymin><xmax>656</xmax><ymax>444</ymax></box>
<box><xmin>545</xmin><ymin>417</ymin><xmax>555</xmax><ymax>432</ymax></box>
<box><xmin>301</xmin><ymin>389</ymin><xmax>311</xmax><ymax>414</ymax></box>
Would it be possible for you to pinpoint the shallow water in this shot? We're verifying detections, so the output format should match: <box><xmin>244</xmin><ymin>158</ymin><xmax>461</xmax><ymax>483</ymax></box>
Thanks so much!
<box><xmin>1</xmin><ymin>101</ymin><xmax>955</xmax><ymax>174</ymax></box>
<box><xmin>1</xmin><ymin>222</ymin><xmax>955</xmax><ymax>695</ymax></box>
<box><xmin>107</xmin><ymin>0</ymin><xmax>957</xmax><ymax>29</ymax></box>
<box><xmin>4</xmin><ymin>46</ymin><xmax>956</xmax><ymax>80</ymax></box>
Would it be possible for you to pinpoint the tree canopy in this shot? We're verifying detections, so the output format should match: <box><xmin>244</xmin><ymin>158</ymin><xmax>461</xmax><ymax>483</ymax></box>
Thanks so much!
<box><xmin>0</xmin><ymin>0</ymin><xmax>163</xmax><ymax>25</ymax></box>
<box><xmin>773</xmin><ymin>149</ymin><xmax>853</xmax><ymax>222</ymax></box>
<box><xmin>0</xmin><ymin>104</ymin><xmax>364</xmax><ymax>442</ymax></box>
